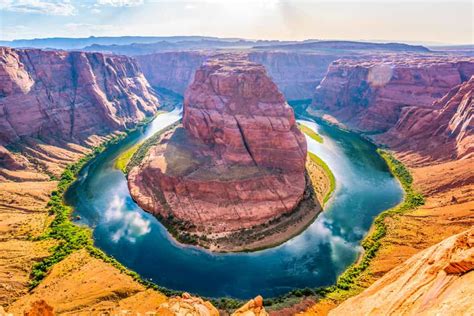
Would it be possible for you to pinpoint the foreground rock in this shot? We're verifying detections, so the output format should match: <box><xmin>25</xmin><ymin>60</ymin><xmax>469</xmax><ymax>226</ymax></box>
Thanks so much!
<box><xmin>0</xmin><ymin>47</ymin><xmax>159</xmax><ymax>147</ymax></box>
<box><xmin>330</xmin><ymin>228</ymin><xmax>474</xmax><ymax>316</ymax></box>
<box><xmin>157</xmin><ymin>292</ymin><xmax>219</xmax><ymax>316</ymax></box>
<box><xmin>311</xmin><ymin>55</ymin><xmax>474</xmax><ymax>133</ymax></box>
<box><xmin>232</xmin><ymin>295</ymin><xmax>268</xmax><ymax>316</ymax></box>
<box><xmin>128</xmin><ymin>55</ymin><xmax>309</xmax><ymax>250</ymax></box>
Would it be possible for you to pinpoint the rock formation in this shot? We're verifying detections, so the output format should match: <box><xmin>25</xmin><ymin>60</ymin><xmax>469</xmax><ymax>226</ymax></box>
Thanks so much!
<box><xmin>232</xmin><ymin>295</ymin><xmax>268</xmax><ymax>316</ymax></box>
<box><xmin>311</xmin><ymin>55</ymin><xmax>474</xmax><ymax>133</ymax></box>
<box><xmin>128</xmin><ymin>54</ymin><xmax>307</xmax><ymax>243</ymax></box>
<box><xmin>0</xmin><ymin>47</ymin><xmax>159</xmax><ymax>146</ymax></box>
<box><xmin>157</xmin><ymin>292</ymin><xmax>219</xmax><ymax>316</ymax></box>
<box><xmin>379</xmin><ymin>76</ymin><xmax>473</xmax><ymax>163</ymax></box>
<box><xmin>330</xmin><ymin>228</ymin><xmax>474</xmax><ymax>316</ymax></box>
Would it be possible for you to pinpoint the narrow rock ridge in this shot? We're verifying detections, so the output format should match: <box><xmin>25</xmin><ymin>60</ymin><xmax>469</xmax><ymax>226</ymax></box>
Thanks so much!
<box><xmin>128</xmin><ymin>54</ymin><xmax>308</xmax><ymax>241</ymax></box>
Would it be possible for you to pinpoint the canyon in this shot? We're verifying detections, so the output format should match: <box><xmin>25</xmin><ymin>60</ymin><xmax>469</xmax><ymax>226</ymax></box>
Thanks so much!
<box><xmin>310</xmin><ymin>55</ymin><xmax>474</xmax><ymax>134</ymax></box>
<box><xmin>128</xmin><ymin>54</ymin><xmax>317</xmax><ymax>251</ymax></box>
<box><xmin>0</xmin><ymin>39</ymin><xmax>473</xmax><ymax>315</ymax></box>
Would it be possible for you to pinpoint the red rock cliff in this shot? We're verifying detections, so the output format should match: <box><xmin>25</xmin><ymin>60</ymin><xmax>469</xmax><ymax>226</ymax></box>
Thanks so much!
<box><xmin>128</xmin><ymin>55</ymin><xmax>307</xmax><ymax>236</ymax></box>
<box><xmin>311</xmin><ymin>55</ymin><xmax>474</xmax><ymax>133</ymax></box>
<box><xmin>0</xmin><ymin>47</ymin><xmax>159</xmax><ymax>145</ymax></box>
<box><xmin>379</xmin><ymin>76</ymin><xmax>473</xmax><ymax>163</ymax></box>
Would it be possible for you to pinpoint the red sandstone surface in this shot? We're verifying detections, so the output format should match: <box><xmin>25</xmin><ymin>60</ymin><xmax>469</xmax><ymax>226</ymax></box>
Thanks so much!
<box><xmin>311</xmin><ymin>55</ymin><xmax>474</xmax><ymax>133</ymax></box>
<box><xmin>128</xmin><ymin>55</ymin><xmax>307</xmax><ymax>235</ymax></box>
<box><xmin>0</xmin><ymin>47</ymin><xmax>159</xmax><ymax>147</ymax></box>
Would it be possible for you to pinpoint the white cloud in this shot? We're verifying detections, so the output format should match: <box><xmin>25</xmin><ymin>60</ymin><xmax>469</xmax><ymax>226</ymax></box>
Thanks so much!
<box><xmin>104</xmin><ymin>195</ymin><xmax>151</xmax><ymax>243</ymax></box>
<box><xmin>0</xmin><ymin>0</ymin><xmax>76</xmax><ymax>16</ymax></box>
<box><xmin>96</xmin><ymin>0</ymin><xmax>144</xmax><ymax>7</ymax></box>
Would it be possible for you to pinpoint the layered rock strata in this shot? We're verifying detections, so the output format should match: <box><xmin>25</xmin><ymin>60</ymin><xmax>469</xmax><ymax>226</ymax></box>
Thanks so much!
<box><xmin>0</xmin><ymin>47</ymin><xmax>159</xmax><ymax>146</ymax></box>
<box><xmin>311</xmin><ymin>55</ymin><xmax>474</xmax><ymax>133</ymax></box>
<box><xmin>128</xmin><ymin>55</ymin><xmax>308</xmax><ymax>243</ymax></box>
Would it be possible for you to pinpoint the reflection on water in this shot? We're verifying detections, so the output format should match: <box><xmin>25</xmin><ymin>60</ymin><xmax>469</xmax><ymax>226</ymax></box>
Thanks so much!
<box><xmin>65</xmin><ymin>107</ymin><xmax>403</xmax><ymax>299</ymax></box>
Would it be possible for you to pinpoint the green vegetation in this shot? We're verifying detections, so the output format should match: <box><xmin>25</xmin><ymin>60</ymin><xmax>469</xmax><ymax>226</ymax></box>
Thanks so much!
<box><xmin>316</xmin><ymin>149</ymin><xmax>424</xmax><ymax>300</ymax></box>
<box><xmin>308</xmin><ymin>152</ymin><xmax>336</xmax><ymax>204</ymax></box>
<box><xmin>298</xmin><ymin>123</ymin><xmax>323</xmax><ymax>143</ymax></box>
<box><xmin>115</xmin><ymin>142</ymin><xmax>141</xmax><ymax>173</ymax></box>
<box><xmin>30</xmin><ymin>135</ymin><xmax>127</xmax><ymax>288</ymax></box>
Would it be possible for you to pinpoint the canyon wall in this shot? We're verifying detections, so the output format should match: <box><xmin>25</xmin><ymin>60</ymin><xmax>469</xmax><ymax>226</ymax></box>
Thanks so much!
<box><xmin>310</xmin><ymin>55</ymin><xmax>474</xmax><ymax>133</ymax></box>
<box><xmin>128</xmin><ymin>54</ymin><xmax>308</xmax><ymax>239</ymax></box>
<box><xmin>0</xmin><ymin>47</ymin><xmax>159</xmax><ymax>146</ymax></box>
<box><xmin>136</xmin><ymin>50</ymin><xmax>340</xmax><ymax>101</ymax></box>
<box><xmin>248</xmin><ymin>51</ymin><xmax>340</xmax><ymax>100</ymax></box>
<box><xmin>135</xmin><ymin>51</ymin><xmax>211</xmax><ymax>94</ymax></box>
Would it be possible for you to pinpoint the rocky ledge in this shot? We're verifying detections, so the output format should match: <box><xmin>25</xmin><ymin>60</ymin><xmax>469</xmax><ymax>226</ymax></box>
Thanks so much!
<box><xmin>128</xmin><ymin>54</ymin><xmax>316</xmax><ymax>251</ymax></box>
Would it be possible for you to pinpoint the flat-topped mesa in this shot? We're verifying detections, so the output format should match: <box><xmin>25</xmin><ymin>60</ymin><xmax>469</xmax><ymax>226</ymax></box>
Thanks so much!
<box><xmin>128</xmin><ymin>55</ymin><xmax>308</xmax><ymax>242</ymax></box>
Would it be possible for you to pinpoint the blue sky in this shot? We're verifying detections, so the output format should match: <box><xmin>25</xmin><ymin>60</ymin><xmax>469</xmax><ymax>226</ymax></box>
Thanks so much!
<box><xmin>0</xmin><ymin>0</ymin><xmax>472</xmax><ymax>44</ymax></box>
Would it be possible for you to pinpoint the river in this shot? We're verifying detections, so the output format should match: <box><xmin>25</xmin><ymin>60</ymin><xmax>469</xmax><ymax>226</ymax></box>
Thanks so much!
<box><xmin>65</xmin><ymin>101</ymin><xmax>403</xmax><ymax>299</ymax></box>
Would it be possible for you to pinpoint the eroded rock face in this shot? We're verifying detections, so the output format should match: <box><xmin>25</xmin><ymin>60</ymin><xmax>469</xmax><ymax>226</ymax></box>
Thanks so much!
<box><xmin>136</xmin><ymin>51</ymin><xmax>211</xmax><ymax>94</ymax></box>
<box><xmin>128</xmin><ymin>55</ymin><xmax>307</xmax><ymax>236</ymax></box>
<box><xmin>0</xmin><ymin>47</ymin><xmax>159</xmax><ymax>146</ymax></box>
<box><xmin>311</xmin><ymin>55</ymin><xmax>474</xmax><ymax>133</ymax></box>
<box><xmin>380</xmin><ymin>76</ymin><xmax>473</xmax><ymax>163</ymax></box>
<box><xmin>329</xmin><ymin>228</ymin><xmax>474</xmax><ymax>316</ymax></box>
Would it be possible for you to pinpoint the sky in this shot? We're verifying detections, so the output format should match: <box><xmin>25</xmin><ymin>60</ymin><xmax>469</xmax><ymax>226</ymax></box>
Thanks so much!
<box><xmin>0</xmin><ymin>0</ymin><xmax>473</xmax><ymax>45</ymax></box>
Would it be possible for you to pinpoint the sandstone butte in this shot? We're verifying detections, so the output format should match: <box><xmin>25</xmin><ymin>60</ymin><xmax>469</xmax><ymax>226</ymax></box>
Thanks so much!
<box><xmin>128</xmin><ymin>54</ymin><xmax>308</xmax><ymax>247</ymax></box>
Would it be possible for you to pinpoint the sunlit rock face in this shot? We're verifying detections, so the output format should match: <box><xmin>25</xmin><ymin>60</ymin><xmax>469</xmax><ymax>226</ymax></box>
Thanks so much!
<box><xmin>0</xmin><ymin>47</ymin><xmax>159</xmax><ymax>145</ymax></box>
<box><xmin>310</xmin><ymin>55</ymin><xmax>474</xmax><ymax>133</ymax></box>
<box><xmin>128</xmin><ymin>54</ymin><xmax>307</xmax><ymax>234</ymax></box>
<box><xmin>329</xmin><ymin>228</ymin><xmax>474</xmax><ymax>316</ymax></box>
